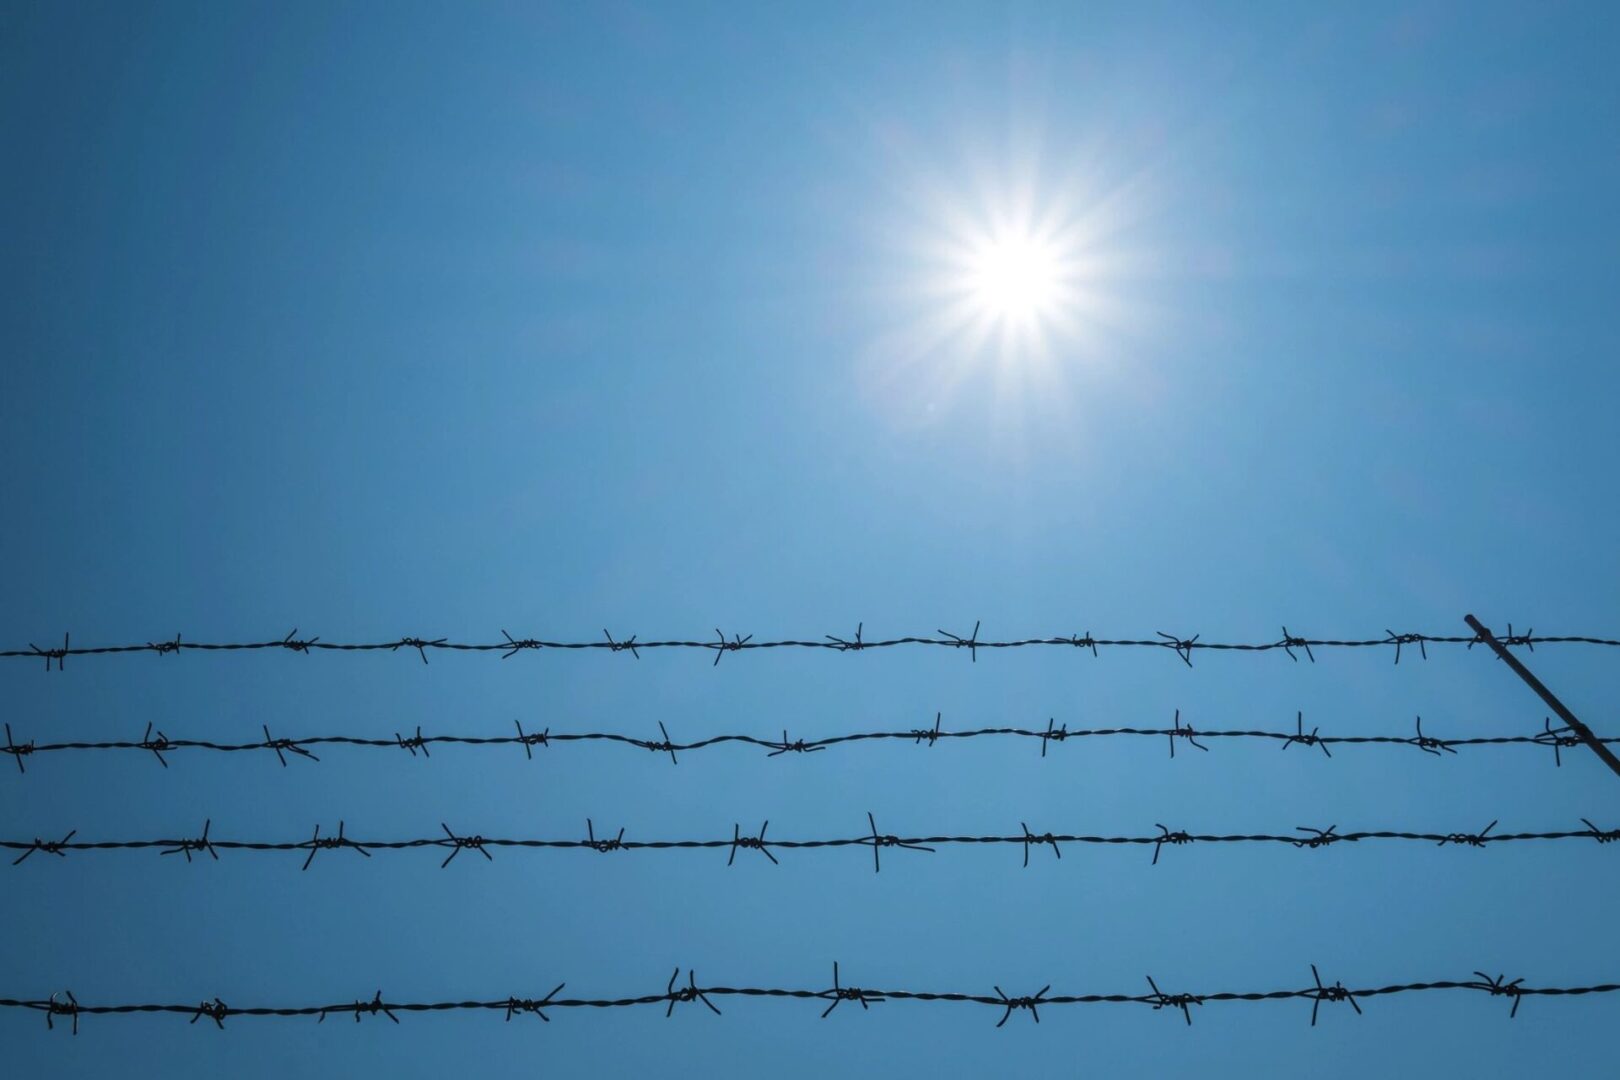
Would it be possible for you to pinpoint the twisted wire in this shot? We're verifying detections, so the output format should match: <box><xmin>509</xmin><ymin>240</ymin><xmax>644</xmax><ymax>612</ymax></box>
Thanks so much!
<box><xmin>7</xmin><ymin>817</ymin><xmax>1618</xmax><ymax>869</ymax></box>
<box><xmin>3</xmin><ymin>623</ymin><xmax>1603</xmax><ymax>670</ymax></box>
<box><xmin>6</xmin><ymin>964</ymin><xmax>1614</xmax><ymax>1032</ymax></box>
<box><xmin>3</xmin><ymin>714</ymin><xmax>1607</xmax><ymax>775</ymax></box>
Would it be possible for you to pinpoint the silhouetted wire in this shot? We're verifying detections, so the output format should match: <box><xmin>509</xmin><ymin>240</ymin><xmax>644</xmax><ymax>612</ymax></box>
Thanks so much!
<box><xmin>7</xmin><ymin>817</ymin><xmax>1618</xmax><ymax>869</ymax></box>
<box><xmin>9</xmin><ymin>617</ymin><xmax>1616</xmax><ymax>1049</ymax></box>
<box><xmin>5</xmin><ymin>964</ymin><xmax>1613</xmax><ymax>1032</ymax></box>
<box><xmin>2</xmin><ymin>714</ymin><xmax>1606</xmax><ymax>774</ymax></box>
<box><xmin>2</xmin><ymin>622</ymin><xmax>1599</xmax><ymax>670</ymax></box>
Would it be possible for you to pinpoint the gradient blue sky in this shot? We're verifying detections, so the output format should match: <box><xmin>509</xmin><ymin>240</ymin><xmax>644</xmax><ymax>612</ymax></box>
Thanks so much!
<box><xmin>3</xmin><ymin>2</ymin><xmax>1619</xmax><ymax>1076</ymax></box>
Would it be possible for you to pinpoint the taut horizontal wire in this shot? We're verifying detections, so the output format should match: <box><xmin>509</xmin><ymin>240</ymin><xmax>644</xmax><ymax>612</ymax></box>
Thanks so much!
<box><xmin>2</xmin><ymin>714</ymin><xmax>1606</xmax><ymax>774</ymax></box>
<box><xmin>5</xmin><ymin>964</ymin><xmax>1614</xmax><ymax>1031</ymax></box>
<box><xmin>2</xmin><ymin>622</ymin><xmax>1604</xmax><ymax>669</ymax></box>
<box><xmin>7</xmin><ymin>816</ymin><xmax>1618</xmax><ymax>870</ymax></box>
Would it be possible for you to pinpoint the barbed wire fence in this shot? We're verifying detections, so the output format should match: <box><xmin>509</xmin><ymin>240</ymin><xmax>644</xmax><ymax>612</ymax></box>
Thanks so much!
<box><xmin>6</xmin><ymin>615</ymin><xmax>1619</xmax><ymax>1043</ymax></box>
<box><xmin>2</xmin><ymin>713</ymin><xmax>1604</xmax><ymax>774</ymax></box>
<box><xmin>4</xmin><ymin>623</ymin><xmax>1601</xmax><ymax>670</ymax></box>
<box><xmin>9</xmin><ymin>964</ymin><xmax>1616</xmax><ymax>1034</ymax></box>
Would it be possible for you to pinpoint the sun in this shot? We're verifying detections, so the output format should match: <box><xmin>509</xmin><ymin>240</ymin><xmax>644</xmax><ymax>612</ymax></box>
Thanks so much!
<box><xmin>965</xmin><ymin>231</ymin><xmax>1063</xmax><ymax>324</ymax></box>
<box><xmin>931</xmin><ymin>201</ymin><xmax>1093</xmax><ymax>369</ymax></box>
<box><xmin>858</xmin><ymin>140</ymin><xmax>1153</xmax><ymax>433</ymax></box>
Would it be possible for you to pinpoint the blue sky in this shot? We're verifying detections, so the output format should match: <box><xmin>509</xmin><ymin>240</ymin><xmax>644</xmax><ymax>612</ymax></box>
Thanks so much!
<box><xmin>3</xmin><ymin>1</ymin><xmax>1619</xmax><ymax>1076</ymax></box>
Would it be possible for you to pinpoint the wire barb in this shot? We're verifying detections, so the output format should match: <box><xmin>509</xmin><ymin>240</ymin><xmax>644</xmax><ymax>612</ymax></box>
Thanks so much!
<box><xmin>1472</xmin><ymin>972</ymin><xmax>1525</xmax><ymax>1018</ymax></box>
<box><xmin>1410</xmin><ymin>716</ymin><xmax>1457</xmax><ymax>757</ymax></box>
<box><xmin>29</xmin><ymin>633</ymin><xmax>70</xmax><ymax>672</ymax></box>
<box><xmin>826</xmin><ymin>622</ymin><xmax>866</xmax><ymax>652</ymax></box>
<box><xmin>148</xmin><ymin>633</ymin><xmax>183</xmax><ymax>657</ymax></box>
<box><xmin>499</xmin><ymin>630</ymin><xmax>541</xmax><ymax>659</ymax></box>
<box><xmin>603</xmin><ymin>629</ymin><xmax>640</xmax><ymax>659</ymax></box>
<box><xmin>12</xmin><ymin>829</ymin><xmax>75</xmax><ymax>866</ymax></box>
<box><xmin>1068</xmin><ymin>631</ymin><xmax>1099</xmax><ymax>657</ymax></box>
<box><xmin>1439</xmin><ymin>820</ymin><xmax>1498</xmax><ymax>848</ymax></box>
<box><xmin>2</xmin><ymin>723</ymin><xmax>33</xmax><ymax>774</ymax></box>
<box><xmin>1040</xmin><ymin>718</ymin><xmax>1068</xmax><ymax>758</ymax></box>
<box><xmin>1473</xmin><ymin>622</ymin><xmax>1536</xmax><ymax>656</ymax></box>
<box><xmin>664</xmin><ymin>969</ymin><xmax>720</xmax><ymax>1018</ymax></box>
<box><xmin>393</xmin><ymin>637</ymin><xmax>446</xmax><ymax>665</ymax></box>
<box><xmin>190</xmin><ymin>998</ymin><xmax>229</xmax><ymax>1029</ymax></box>
<box><xmin>1279</xmin><ymin>626</ymin><xmax>1315</xmax><ymax>663</ymax></box>
<box><xmin>766</xmin><ymin>729</ymin><xmax>821</xmax><ymax>757</ymax></box>
<box><xmin>1535</xmin><ymin>718</ymin><xmax>1581</xmax><ymax>767</ymax></box>
<box><xmin>320</xmin><ymin>991</ymin><xmax>398</xmax><ymax>1025</ymax></box>
<box><xmin>514</xmin><ymin>720</ymin><xmax>549</xmax><ymax>760</ymax></box>
<box><xmin>140</xmin><ymin>722</ymin><xmax>172</xmax><ymax>768</ymax></box>
<box><xmin>728</xmin><ymin>821</ymin><xmax>778</xmax><ymax>866</ymax></box>
<box><xmin>45</xmin><ymin>991</ymin><xmax>79</xmax><ymax>1034</ymax></box>
<box><xmin>912</xmin><ymin>712</ymin><xmax>943</xmax><ymax>748</ymax></box>
<box><xmin>160</xmin><ymin>820</ymin><xmax>219</xmax><ymax>863</ymax></box>
<box><xmin>994</xmin><ymin>985</ymin><xmax>1050</xmax><ymax>1027</ymax></box>
<box><xmin>1020</xmin><ymin>822</ymin><xmax>1062</xmax><ymax>867</ymax></box>
<box><xmin>709</xmin><ymin>629</ymin><xmax>751</xmax><ymax>666</ymax></box>
<box><xmin>438</xmin><ymin>823</ymin><xmax>492</xmax><ymax>868</ymax></box>
<box><xmin>1281</xmin><ymin>712</ymin><xmax>1330</xmax><ymax>758</ymax></box>
<box><xmin>1499</xmin><ymin>623</ymin><xmax>1535</xmax><ymax>651</ymax></box>
<box><xmin>1157</xmin><ymin>631</ymin><xmax>1199</xmax><ymax>667</ymax></box>
<box><xmin>863</xmin><ymin>811</ymin><xmax>934</xmax><ymax>873</ymax></box>
<box><xmin>504</xmin><ymin>983</ymin><xmax>565</xmax><ymax>1022</ymax></box>
<box><xmin>1145</xmin><ymin>976</ymin><xmax>1203</xmax><ymax>1025</ymax></box>
<box><xmin>262</xmin><ymin>724</ymin><xmax>317</xmax><ymax>767</ymax></box>
<box><xmin>939</xmin><ymin>620</ymin><xmax>982</xmax><ymax>662</ymax></box>
<box><xmin>1293</xmin><ymin>825</ymin><xmax>1343</xmax><ymax>849</ymax></box>
<box><xmin>648</xmin><ymin>721</ymin><xmax>678</xmax><ymax>765</ymax></box>
<box><xmin>280</xmin><ymin>628</ymin><xmax>318</xmax><ymax>654</ymax></box>
<box><xmin>1168</xmin><ymin>710</ymin><xmax>1208</xmax><ymax>758</ymax></box>
<box><xmin>1307</xmin><ymin>964</ymin><xmax>1361</xmax><ymax>1026</ymax></box>
<box><xmin>820</xmin><ymin>961</ymin><xmax>884</xmax><ymax>1017</ymax></box>
<box><xmin>1384</xmin><ymin>630</ymin><xmax>1428</xmax><ymax>665</ymax></box>
<box><xmin>395</xmin><ymin>726</ymin><xmax>430</xmax><ymax>758</ymax></box>
<box><xmin>585</xmin><ymin>818</ymin><xmax>625</xmax><ymax>853</ymax></box>
<box><xmin>300</xmin><ymin>821</ymin><xmax>370</xmax><ymax>871</ymax></box>
<box><xmin>1152</xmin><ymin>823</ymin><xmax>1192</xmax><ymax>866</ymax></box>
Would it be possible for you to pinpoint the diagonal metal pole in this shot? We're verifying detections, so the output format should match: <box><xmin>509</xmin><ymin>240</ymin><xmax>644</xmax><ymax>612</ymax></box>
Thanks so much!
<box><xmin>1465</xmin><ymin>614</ymin><xmax>1620</xmax><ymax>780</ymax></box>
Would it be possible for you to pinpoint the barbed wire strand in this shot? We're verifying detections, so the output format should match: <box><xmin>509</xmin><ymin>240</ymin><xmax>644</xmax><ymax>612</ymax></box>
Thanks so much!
<box><xmin>6</xmin><ymin>817</ymin><xmax>1618</xmax><ymax>870</ymax></box>
<box><xmin>6</xmin><ymin>964</ymin><xmax>1616</xmax><ymax>1032</ymax></box>
<box><xmin>3</xmin><ymin>623</ymin><xmax>1604</xmax><ymax>670</ymax></box>
<box><xmin>2</xmin><ymin>714</ymin><xmax>1607</xmax><ymax>775</ymax></box>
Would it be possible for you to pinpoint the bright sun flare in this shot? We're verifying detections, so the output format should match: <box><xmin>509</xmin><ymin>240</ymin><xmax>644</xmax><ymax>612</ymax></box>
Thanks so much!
<box><xmin>966</xmin><ymin>233</ymin><xmax>1062</xmax><ymax>322</ymax></box>
<box><xmin>862</xmin><ymin>150</ymin><xmax>1149</xmax><ymax>431</ymax></box>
